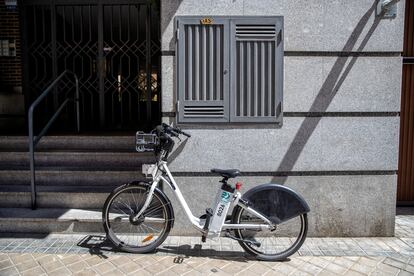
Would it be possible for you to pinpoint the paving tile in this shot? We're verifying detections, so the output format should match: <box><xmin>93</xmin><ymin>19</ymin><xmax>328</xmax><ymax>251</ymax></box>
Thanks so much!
<box><xmin>132</xmin><ymin>268</ymin><xmax>153</xmax><ymax>275</ymax></box>
<box><xmin>14</xmin><ymin>259</ymin><xmax>39</xmax><ymax>273</ymax></box>
<box><xmin>94</xmin><ymin>261</ymin><xmax>116</xmax><ymax>274</ymax></box>
<box><xmin>108</xmin><ymin>255</ymin><xmax>131</xmax><ymax>267</ymax></box>
<box><xmin>375</xmin><ymin>262</ymin><xmax>401</xmax><ymax>275</ymax></box>
<box><xmin>9</xmin><ymin>253</ymin><xmax>34</xmax><ymax>265</ymax></box>
<box><xmin>73</xmin><ymin>267</ymin><xmax>99</xmax><ymax>276</ymax></box>
<box><xmin>317</xmin><ymin>271</ymin><xmax>340</xmax><ymax>276</ymax></box>
<box><xmin>350</xmin><ymin>262</ymin><xmax>376</xmax><ymax>274</ymax></box>
<box><xmin>249</xmin><ymin>262</ymin><xmax>277</xmax><ymax>274</ymax></box>
<box><xmin>66</xmin><ymin>260</ymin><xmax>90</xmax><ymax>273</ymax></box>
<box><xmin>0</xmin><ymin>266</ymin><xmax>19</xmax><ymax>276</ymax></box>
<box><xmin>47</xmin><ymin>266</ymin><xmax>72</xmax><ymax>276</ymax></box>
<box><xmin>42</xmin><ymin>260</ymin><xmax>67</xmax><ymax>273</ymax></box>
<box><xmin>130</xmin><ymin>255</ymin><xmax>156</xmax><ymax>268</ymax></box>
<box><xmin>403</xmin><ymin>264</ymin><xmax>414</xmax><ymax>273</ymax></box>
<box><xmin>384</xmin><ymin>257</ymin><xmax>407</xmax><ymax>269</ymax></box>
<box><xmin>157</xmin><ymin>268</ymin><xmax>180</xmax><ymax>276</ymax></box>
<box><xmin>333</xmin><ymin>256</ymin><xmax>356</xmax><ymax>269</ymax></box>
<box><xmin>0</xmin><ymin>259</ymin><xmax>13</xmax><ymax>269</ymax></box>
<box><xmin>101</xmin><ymin>268</ymin><xmax>125</xmax><ymax>276</ymax></box>
<box><xmin>118</xmin><ymin>260</ymin><xmax>142</xmax><ymax>274</ymax></box>
<box><xmin>144</xmin><ymin>261</ymin><xmax>168</xmax><ymax>274</ymax></box>
<box><xmin>20</xmin><ymin>266</ymin><xmax>46</xmax><ymax>276</ymax></box>
<box><xmin>0</xmin><ymin>254</ymin><xmax>9</xmax><ymax>262</ymax></box>
<box><xmin>325</xmin><ymin>262</ymin><xmax>349</xmax><ymax>274</ymax></box>
<box><xmin>220</xmin><ymin>260</ymin><xmax>253</xmax><ymax>274</ymax></box>
<box><xmin>171</xmin><ymin>262</ymin><xmax>195</xmax><ymax>274</ymax></box>
<box><xmin>196</xmin><ymin>259</ymin><xmax>225</xmax><ymax>274</ymax></box>
<box><xmin>298</xmin><ymin>261</ymin><xmax>324</xmax><ymax>274</ymax></box>
<box><xmin>84</xmin><ymin>255</ymin><xmax>107</xmax><ymax>267</ymax></box>
<box><xmin>343</xmin><ymin>269</ymin><xmax>366</xmax><ymax>276</ymax></box>
<box><xmin>272</xmin><ymin>263</ymin><xmax>297</xmax><ymax>275</ymax></box>
<box><xmin>398</xmin><ymin>271</ymin><xmax>414</xmax><ymax>276</ymax></box>
<box><xmin>59</xmin><ymin>254</ymin><xmax>83</xmax><ymax>265</ymax></box>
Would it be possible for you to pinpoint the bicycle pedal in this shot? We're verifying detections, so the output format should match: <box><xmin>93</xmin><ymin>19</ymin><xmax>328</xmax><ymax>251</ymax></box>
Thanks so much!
<box><xmin>202</xmin><ymin>208</ymin><xmax>213</xmax><ymax>231</ymax></box>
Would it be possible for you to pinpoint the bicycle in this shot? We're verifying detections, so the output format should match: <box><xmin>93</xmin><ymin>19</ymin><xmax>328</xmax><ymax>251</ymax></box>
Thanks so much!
<box><xmin>102</xmin><ymin>123</ymin><xmax>310</xmax><ymax>261</ymax></box>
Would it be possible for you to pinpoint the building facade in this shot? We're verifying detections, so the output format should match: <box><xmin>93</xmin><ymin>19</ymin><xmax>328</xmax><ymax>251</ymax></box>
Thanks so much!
<box><xmin>0</xmin><ymin>0</ymin><xmax>411</xmax><ymax>236</ymax></box>
<box><xmin>159</xmin><ymin>0</ymin><xmax>405</xmax><ymax>236</ymax></box>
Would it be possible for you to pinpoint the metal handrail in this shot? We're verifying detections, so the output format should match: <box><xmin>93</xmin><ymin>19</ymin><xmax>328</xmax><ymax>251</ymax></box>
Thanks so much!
<box><xmin>28</xmin><ymin>70</ymin><xmax>80</xmax><ymax>209</ymax></box>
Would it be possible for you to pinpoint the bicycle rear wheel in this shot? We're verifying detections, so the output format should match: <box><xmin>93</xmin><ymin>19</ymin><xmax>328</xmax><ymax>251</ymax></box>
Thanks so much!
<box><xmin>232</xmin><ymin>205</ymin><xmax>307</xmax><ymax>261</ymax></box>
<box><xmin>103</xmin><ymin>182</ymin><xmax>173</xmax><ymax>253</ymax></box>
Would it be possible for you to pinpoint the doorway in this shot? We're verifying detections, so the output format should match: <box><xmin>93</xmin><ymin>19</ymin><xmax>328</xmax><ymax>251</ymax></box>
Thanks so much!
<box><xmin>21</xmin><ymin>0</ymin><xmax>161</xmax><ymax>131</ymax></box>
<box><xmin>398</xmin><ymin>0</ymin><xmax>414</xmax><ymax>204</ymax></box>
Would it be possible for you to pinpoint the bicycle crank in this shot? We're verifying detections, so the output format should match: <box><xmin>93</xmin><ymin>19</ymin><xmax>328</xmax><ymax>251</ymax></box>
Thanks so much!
<box><xmin>224</xmin><ymin>232</ymin><xmax>261</xmax><ymax>247</ymax></box>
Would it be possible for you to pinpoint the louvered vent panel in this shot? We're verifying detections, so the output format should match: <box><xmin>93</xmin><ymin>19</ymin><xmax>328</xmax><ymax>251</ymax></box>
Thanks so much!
<box><xmin>177</xmin><ymin>16</ymin><xmax>282</xmax><ymax>124</ymax></box>
<box><xmin>236</xmin><ymin>25</ymin><xmax>276</xmax><ymax>40</ymax></box>
<box><xmin>235</xmin><ymin>40</ymin><xmax>277</xmax><ymax>118</ymax></box>
<box><xmin>183</xmin><ymin>106</ymin><xmax>225</xmax><ymax>118</ymax></box>
<box><xmin>183</xmin><ymin>24</ymin><xmax>224</xmax><ymax>102</ymax></box>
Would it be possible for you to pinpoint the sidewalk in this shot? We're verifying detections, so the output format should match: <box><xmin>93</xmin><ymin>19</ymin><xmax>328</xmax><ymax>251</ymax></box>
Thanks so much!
<box><xmin>0</xmin><ymin>212</ymin><xmax>414</xmax><ymax>275</ymax></box>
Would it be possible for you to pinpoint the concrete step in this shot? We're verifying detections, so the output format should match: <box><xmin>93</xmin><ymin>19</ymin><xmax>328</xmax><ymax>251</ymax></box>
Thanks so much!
<box><xmin>0</xmin><ymin>151</ymin><xmax>155</xmax><ymax>168</ymax></box>
<box><xmin>0</xmin><ymin>170</ymin><xmax>147</xmax><ymax>186</ymax></box>
<box><xmin>0</xmin><ymin>135</ymin><xmax>138</xmax><ymax>151</ymax></box>
<box><xmin>0</xmin><ymin>208</ymin><xmax>104</xmax><ymax>233</ymax></box>
<box><xmin>0</xmin><ymin>190</ymin><xmax>109</xmax><ymax>209</ymax></box>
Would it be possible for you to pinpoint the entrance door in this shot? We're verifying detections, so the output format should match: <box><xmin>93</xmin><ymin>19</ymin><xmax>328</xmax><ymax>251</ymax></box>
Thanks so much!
<box><xmin>398</xmin><ymin>0</ymin><xmax>414</xmax><ymax>204</ymax></box>
<box><xmin>22</xmin><ymin>1</ymin><xmax>160</xmax><ymax>131</ymax></box>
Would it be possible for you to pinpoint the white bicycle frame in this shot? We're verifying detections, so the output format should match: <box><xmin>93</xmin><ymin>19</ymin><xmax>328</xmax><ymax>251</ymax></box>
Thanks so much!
<box><xmin>134</xmin><ymin>160</ymin><xmax>274</xmax><ymax>235</ymax></box>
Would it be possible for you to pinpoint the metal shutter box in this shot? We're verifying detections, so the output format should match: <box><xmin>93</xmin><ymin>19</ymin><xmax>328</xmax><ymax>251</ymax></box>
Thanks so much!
<box><xmin>175</xmin><ymin>16</ymin><xmax>283</xmax><ymax>124</ymax></box>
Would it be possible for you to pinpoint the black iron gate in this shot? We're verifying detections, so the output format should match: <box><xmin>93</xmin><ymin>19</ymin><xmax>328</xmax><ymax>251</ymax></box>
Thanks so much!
<box><xmin>21</xmin><ymin>0</ymin><xmax>161</xmax><ymax>131</ymax></box>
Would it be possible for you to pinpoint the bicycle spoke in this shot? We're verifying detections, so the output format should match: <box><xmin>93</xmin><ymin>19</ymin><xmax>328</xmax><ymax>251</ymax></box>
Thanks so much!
<box><xmin>236</xmin><ymin>208</ymin><xmax>305</xmax><ymax>256</ymax></box>
<box><xmin>105</xmin><ymin>186</ymin><xmax>170</xmax><ymax>250</ymax></box>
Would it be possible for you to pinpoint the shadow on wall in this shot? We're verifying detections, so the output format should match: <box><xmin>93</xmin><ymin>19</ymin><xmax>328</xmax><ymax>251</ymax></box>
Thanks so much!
<box><xmin>160</xmin><ymin>1</ymin><xmax>385</xmax><ymax>179</ymax></box>
<box><xmin>273</xmin><ymin>1</ymin><xmax>383</xmax><ymax>184</ymax></box>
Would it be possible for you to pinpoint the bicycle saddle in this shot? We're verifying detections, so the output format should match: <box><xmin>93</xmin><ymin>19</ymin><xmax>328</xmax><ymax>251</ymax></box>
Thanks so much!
<box><xmin>211</xmin><ymin>168</ymin><xmax>241</xmax><ymax>179</ymax></box>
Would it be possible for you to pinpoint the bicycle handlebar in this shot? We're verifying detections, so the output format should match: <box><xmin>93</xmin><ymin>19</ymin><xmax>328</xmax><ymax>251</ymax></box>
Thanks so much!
<box><xmin>161</xmin><ymin>123</ymin><xmax>191</xmax><ymax>138</ymax></box>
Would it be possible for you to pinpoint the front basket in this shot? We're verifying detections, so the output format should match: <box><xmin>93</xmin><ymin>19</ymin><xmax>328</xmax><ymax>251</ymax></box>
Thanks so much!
<box><xmin>135</xmin><ymin>131</ymin><xmax>159</xmax><ymax>152</ymax></box>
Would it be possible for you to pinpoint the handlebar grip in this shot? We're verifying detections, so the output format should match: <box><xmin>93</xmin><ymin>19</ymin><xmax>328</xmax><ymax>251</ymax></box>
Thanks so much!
<box><xmin>169</xmin><ymin>129</ymin><xmax>180</xmax><ymax>137</ymax></box>
<box><xmin>160</xmin><ymin>123</ymin><xmax>191</xmax><ymax>138</ymax></box>
<box><xmin>181</xmin><ymin>131</ymin><xmax>191</xmax><ymax>138</ymax></box>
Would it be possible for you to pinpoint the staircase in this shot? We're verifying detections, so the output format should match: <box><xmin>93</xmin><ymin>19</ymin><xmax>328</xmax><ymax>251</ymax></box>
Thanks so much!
<box><xmin>0</xmin><ymin>135</ymin><xmax>154</xmax><ymax>234</ymax></box>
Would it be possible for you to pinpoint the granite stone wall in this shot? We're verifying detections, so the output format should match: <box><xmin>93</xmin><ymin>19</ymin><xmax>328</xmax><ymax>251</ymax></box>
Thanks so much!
<box><xmin>160</xmin><ymin>0</ymin><xmax>405</xmax><ymax>236</ymax></box>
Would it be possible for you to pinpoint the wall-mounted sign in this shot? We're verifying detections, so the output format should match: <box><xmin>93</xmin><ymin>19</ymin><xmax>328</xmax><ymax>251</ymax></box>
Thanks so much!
<box><xmin>200</xmin><ymin>18</ymin><xmax>213</xmax><ymax>25</ymax></box>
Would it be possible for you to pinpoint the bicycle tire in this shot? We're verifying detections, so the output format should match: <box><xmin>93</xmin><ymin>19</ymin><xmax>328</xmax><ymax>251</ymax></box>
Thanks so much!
<box><xmin>231</xmin><ymin>205</ymin><xmax>308</xmax><ymax>261</ymax></box>
<box><xmin>103</xmin><ymin>182</ymin><xmax>173</xmax><ymax>253</ymax></box>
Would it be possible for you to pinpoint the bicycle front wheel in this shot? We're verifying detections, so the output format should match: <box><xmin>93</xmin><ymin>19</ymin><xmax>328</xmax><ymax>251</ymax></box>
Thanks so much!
<box><xmin>232</xmin><ymin>205</ymin><xmax>308</xmax><ymax>261</ymax></box>
<box><xmin>103</xmin><ymin>182</ymin><xmax>173</xmax><ymax>253</ymax></box>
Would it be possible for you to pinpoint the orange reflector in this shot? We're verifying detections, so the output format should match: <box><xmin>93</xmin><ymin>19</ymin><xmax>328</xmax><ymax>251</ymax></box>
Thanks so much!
<box><xmin>142</xmin><ymin>234</ymin><xmax>154</xmax><ymax>243</ymax></box>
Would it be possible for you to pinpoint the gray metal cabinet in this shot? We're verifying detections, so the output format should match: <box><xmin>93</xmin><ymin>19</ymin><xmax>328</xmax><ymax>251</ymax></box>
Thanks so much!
<box><xmin>176</xmin><ymin>16</ymin><xmax>283</xmax><ymax>125</ymax></box>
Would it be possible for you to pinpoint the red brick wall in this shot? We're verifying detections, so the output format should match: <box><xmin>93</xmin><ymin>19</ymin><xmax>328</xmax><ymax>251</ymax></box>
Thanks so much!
<box><xmin>0</xmin><ymin>1</ymin><xmax>22</xmax><ymax>92</ymax></box>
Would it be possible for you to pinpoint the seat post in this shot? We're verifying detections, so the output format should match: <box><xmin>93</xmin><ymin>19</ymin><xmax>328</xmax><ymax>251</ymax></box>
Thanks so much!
<box><xmin>220</xmin><ymin>177</ymin><xmax>228</xmax><ymax>184</ymax></box>
<box><xmin>220</xmin><ymin>177</ymin><xmax>235</xmax><ymax>193</ymax></box>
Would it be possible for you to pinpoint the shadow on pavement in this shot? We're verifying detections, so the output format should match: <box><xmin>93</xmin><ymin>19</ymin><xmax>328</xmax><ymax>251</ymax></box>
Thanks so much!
<box><xmin>77</xmin><ymin>235</ymin><xmax>119</xmax><ymax>258</ymax></box>
<box><xmin>157</xmin><ymin>244</ymin><xmax>251</xmax><ymax>262</ymax></box>
<box><xmin>77</xmin><ymin>234</ymin><xmax>257</xmax><ymax>262</ymax></box>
